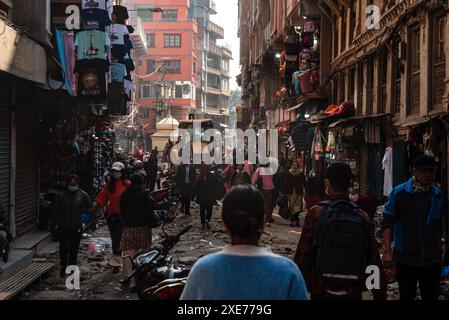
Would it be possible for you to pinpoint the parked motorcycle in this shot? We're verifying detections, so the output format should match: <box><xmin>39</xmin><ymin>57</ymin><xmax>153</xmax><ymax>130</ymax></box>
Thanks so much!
<box><xmin>150</xmin><ymin>179</ymin><xmax>181</xmax><ymax>223</ymax></box>
<box><xmin>121</xmin><ymin>224</ymin><xmax>192</xmax><ymax>300</ymax></box>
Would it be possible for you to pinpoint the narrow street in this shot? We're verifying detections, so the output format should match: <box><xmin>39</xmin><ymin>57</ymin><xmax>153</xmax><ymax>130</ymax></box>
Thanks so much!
<box><xmin>21</xmin><ymin>203</ymin><xmax>403</xmax><ymax>300</ymax></box>
<box><xmin>21</xmin><ymin>205</ymin><xmax>304</xmax><ymax>300</ymax></box>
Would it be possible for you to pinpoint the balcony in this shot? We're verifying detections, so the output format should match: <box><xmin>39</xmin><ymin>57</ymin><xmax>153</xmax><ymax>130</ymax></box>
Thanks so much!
<box><xmin>206</xmin><ymin>86</ymin><xmax>221</xmax><ymax>95</ymax></box>
<box><xmin>222</xmin><ymin>47</ymin><xmax>233</xmax><ymax>59</ymax></box>
<box><xmin>207</xmin><ymin>20</ymin><xmax>224</xmax><ymax>39</ymax></box>
<box><xmin>194</xmin><ymin>0</ymin><xmax>217</xmax><ymax>14</ymax></box>
<box><xmin>206</xmin><ymin>65</ymin><xmax>221</xmax><ymax>76</ymax></box>
<box><xmin>208</xmin><ymin>42</ymin><xmax>222</xmax><ymax>56</ymax></box>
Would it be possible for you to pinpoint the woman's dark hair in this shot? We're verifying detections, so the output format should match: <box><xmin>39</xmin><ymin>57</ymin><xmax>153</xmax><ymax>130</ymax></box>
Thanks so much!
<box><xmin>222</xmin><ymin>185</ymin><xmax>265</xmax><ymax>239</ymax></box>
<box><xmin>130</xmin><ymin>174</ymin><xmax>145</xmax><ymax>188</ymax></box>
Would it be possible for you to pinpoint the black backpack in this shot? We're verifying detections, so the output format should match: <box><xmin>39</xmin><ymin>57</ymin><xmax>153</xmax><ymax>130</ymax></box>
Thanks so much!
<box><xmin>313</xmin><ymin>200</ymin><xmax>371</xmax><ymax>286</ymax></box>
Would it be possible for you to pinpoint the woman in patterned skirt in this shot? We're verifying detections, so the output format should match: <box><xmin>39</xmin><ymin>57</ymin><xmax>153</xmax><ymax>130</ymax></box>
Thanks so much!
<box><xmin>119</xmin><ymin>174</ymin><xmax>154</xmax><ymax>277</ymax></box>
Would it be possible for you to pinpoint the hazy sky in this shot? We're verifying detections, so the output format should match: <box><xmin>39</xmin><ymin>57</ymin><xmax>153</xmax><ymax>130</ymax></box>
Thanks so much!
<box><xmin>210</xmin><ymin>0</ymin><xmax>240</xmax><ymax>90</ymax></box>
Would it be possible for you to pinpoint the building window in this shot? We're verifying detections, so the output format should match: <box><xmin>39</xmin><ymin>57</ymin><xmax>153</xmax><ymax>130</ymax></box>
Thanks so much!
<box><xmin>222</xmin><ymin>59</ymin><xmax>230</xmax><ymax>71</ymax></box>
<box><xmin>147</xmin><ymin>60</ymin><xmax>156</xmax><ymax>73</ymax></box>
<box><xmin>431</xmin><ymin>13</ymin><xmax>446</xmax><ymax>110</ymax></box>
<box><xmin>349</xmin><ymin>67</ymin><xmax>355</xmax><ymax>101</ymax></box>
<box><xmin>367</xmin><ymin>59</ymin><xmax>374</xmax><ymax>114</ymax></box>
<box><xmin>408</xmin><ymin>25</ymin><xmax>421</xmax><ymax>115</ymax></box>
<box><xmin>147</xmin><ymin>34</ymin><xmax>156</xmax><ymax>48</ymax></box>
<box><xmin>392</xmin><ymin>38</ymin><xmax>402</xmax><ymax>114</ymax></box>
<box><xmin>341</xmin><ymin>9</ymin><xmax>347</xmax><ymax>53</ymax></box>
<box><xmin>161</xmin><ymin>9</ymin><xmax>178</xmax><ymax>21</ymax></box>
<box><xmin>141</xmin><ymin>81</ymin><xmax>159</xmax><ymax>99</ymax></box>
<box><xmin>136</xmin><ymin>5</ymin><xmax>154</xmax><ymax>22</ymax></box>
<box><xmin>357</xmin><ymin>62</ymin><xmax>364</xmax><ymax>116</ymax></box>
<box><xmin>379</xmin><ymin>49</ymin><xmax>388</xmax><ymax>114</ymax></box>
<box><xmin>339</xmin><ymin>71</ymin><xmax>346</xmax><ymax>103</ymax></box>
<box><xmin>164</xmin><ymin>60</ymin><xmax>181</xmax><ymax>74</ymax></box>
<box><xmin>164</xmin><ymin>34</ymin><xmax>182</xmax><ymax>48</ymax></box>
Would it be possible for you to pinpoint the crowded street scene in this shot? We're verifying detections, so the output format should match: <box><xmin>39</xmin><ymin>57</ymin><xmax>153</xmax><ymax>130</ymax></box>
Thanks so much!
<box><xmin>1</xmin><ymin>0</ymin><xmax>449</xmax><ymax>307</ymax></box>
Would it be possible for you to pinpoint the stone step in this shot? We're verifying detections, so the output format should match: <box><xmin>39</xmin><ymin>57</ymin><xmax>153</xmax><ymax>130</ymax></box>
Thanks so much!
<box><xmin>0</xmin><ymin>250</ymin><xmax>33</xmax><ymax>283</ymax></box>
<box><xmin>11</xmin><ymin>230</ymin><xmax>52</xmax><ymax>254</ymax></box>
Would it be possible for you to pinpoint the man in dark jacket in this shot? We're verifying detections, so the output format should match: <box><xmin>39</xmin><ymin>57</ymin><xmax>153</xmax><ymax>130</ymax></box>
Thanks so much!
<box><xmin>144</xmin><ymin>157</ymin><xmax>159</xmax><ymax>191</ymax></box>
<box><xmin>383</xmin><ymin>155</ymin><xmax>446</xmax><ymax>300</ymax></box>
<box><xmin>176</xmin><ymin>163</ymin><xmax>197</xmax><ymax>216</ymax></box>
<box><xmin>54</xmin><ymin>174</ymin><xmax>91</xmax><ymax>278</ymax></box>
<box><xmin>194</xmin><ymin>165</ymin><xmax>219</xmax><ymax>230</ymax></box>
<box><xmin>294</xmin><ymin>162</ymin><xmax>386</xmax><ymax>300</ymax></box>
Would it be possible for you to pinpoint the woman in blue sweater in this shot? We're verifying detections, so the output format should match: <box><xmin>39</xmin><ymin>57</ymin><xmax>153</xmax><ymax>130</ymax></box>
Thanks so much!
<box><xmin>181</xmin><ymin>185</ymin><xmax>308</xmax><ymax>300</ymax></box>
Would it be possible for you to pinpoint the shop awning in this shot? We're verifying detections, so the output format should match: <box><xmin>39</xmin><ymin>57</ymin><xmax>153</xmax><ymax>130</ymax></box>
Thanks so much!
<box><xmin>328</xmin><ymin>117</ymin><xmax>358</xmax><ymax>128</ymax></box>
<box><xmin>287</xmin><ymin>96</ymin><xmax>326</xmax><ymax>112</ymax></box>
<box><xmin>399</xmin><ymin>117</ymin><xmax>431</xmax><ymax>128</ymax></box>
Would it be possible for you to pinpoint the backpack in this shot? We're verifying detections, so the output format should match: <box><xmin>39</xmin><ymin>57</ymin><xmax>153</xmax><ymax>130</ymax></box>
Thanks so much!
<box><xmin>313</xmin><ymin>200</ymin><xmax>371</xmax><ymax>287</ymax></box>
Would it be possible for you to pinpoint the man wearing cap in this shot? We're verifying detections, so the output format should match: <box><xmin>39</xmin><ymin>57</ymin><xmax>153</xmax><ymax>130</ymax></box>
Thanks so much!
<box><xmin>383</xmin><ymin>155</ymin><xmax>446</xmax><ymax>300</ymax></box>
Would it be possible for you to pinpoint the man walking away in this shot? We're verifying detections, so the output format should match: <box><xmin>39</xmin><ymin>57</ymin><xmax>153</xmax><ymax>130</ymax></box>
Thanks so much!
<box><xmin>54</xmin><ymin>174</ymin><xmax>91</xmax><ymax>278</ymax></box>
<box><xmin>194</xmin><ymin>164</ymin><xmax>219</xmax><ymax>230</ymax></box>
<box><xmin>294</xmin><ymin>162</ymin><xmax>386</xmax><ymax>300</ymax></box>
<box><xmin>383</xmin><ymin>155</ymin><xmax>446</xmax><ymax>301</ymax></box>
<box><xmin>176</xmin><ymin>162</ymin><xmax>197</xmax><ymax>216</ymax></box>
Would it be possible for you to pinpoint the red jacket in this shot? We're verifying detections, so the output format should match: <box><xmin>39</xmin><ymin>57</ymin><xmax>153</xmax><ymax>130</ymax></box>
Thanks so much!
<box><xmin>96</xmin><ymin>180</ymin><xmax>130</xmax><ymax>217</ymax></box>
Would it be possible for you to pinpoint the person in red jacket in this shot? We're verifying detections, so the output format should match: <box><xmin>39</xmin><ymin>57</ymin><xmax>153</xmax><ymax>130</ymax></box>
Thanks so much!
<box><xmin>94</xmin><ymin>162</ymin><xmax>130</xmax><ymax>273</ymax></box>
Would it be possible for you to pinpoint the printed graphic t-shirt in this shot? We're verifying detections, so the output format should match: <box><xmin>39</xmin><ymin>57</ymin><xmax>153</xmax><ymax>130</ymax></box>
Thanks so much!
<box><xmin>107</xmin><ymin>24</ymin><xmax>129</xmax><ymax>46</ymax></box>
<box><xmin>75</xmin><ymin>30</ymin><xmax>110</xmax><ymax>60</ymax></box>
<box><xmin>82</xmin><ymin>0</ymin><xmax>108</xmax><ymax>10</ymax></box>
<box><xmin>74</xmin><ymin>59</ymin><xmax>109</xmax><ymax>101</ymax></box>
<box><xmin>81</xmin><ymin>8</ymin><xmax>111</xmax><ymax>31</ymax></box>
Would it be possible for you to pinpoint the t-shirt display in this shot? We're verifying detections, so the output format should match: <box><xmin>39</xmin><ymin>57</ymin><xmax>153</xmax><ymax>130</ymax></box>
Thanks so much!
<box><xmin>111</xmin><ymin>62</ymin><xmax>127</xmax><ymax>83</ymax></box>
<box><xmin>107</xmin><ymin>24</ymin><xmax>129</xmax><ymax>46</ymax></box>
<box><xmin>113</xmin><ymin>5</ymin><xmax>129</xmax><ymax>24</ymax></box>
<box><xmin>75</xmin><ymin>30</ymin><xmax>110</xmax><ymax>60</ymax></box>
<box><xmin>82</xmin><ymin>0</ymin><xmax>108</xmax><ymax>10</ymax></box>
<box><xmin>81</xmin><ymin>8</ymin><xmax>112</xmax><ymax>31</ymax></box>
<box><xmin>74</xmin><ymin>59</ymin><xmax>109</xmax><ymax>101</ymax></box>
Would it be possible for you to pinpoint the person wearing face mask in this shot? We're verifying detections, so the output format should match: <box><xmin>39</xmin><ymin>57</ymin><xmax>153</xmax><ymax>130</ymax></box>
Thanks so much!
<box><xmin>94</xmin><ymin>162</ymin><xmax>130</xmax><ymax>273</ymax></box>
<box><xmin>54</xmin><ymin>174</ymin><xmax>92</xmax><ymax>278</ymax></box>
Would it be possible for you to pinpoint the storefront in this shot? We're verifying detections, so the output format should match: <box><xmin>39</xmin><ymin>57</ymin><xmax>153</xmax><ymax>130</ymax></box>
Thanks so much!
<box><xmin>0</xmin><ymin>73</ymin><xmax>11</xmax><ymax>228</ymax></box>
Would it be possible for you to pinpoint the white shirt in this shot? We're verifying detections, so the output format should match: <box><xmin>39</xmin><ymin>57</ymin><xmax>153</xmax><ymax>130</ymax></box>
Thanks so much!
<box><xmin>107</xmin><ymin>24</ymin><xmax>129</xmax><ymax>46</ymax></box>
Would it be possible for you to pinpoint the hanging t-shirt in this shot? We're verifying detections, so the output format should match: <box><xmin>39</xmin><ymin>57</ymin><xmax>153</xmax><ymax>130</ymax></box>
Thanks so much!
<box><xmin>111</xmin><ymin>62</ymin><xmax>127</xmax><ymax>83</ymax></box>
<box><xmin>82</xmin><ymin>0</ymin><xmax>111</xmax><ymax>10</ymax></box>
<box><xmin>108</xmin><ymin>24</ymin><xmax>130</xmax><ymax>46</ymax></box>
<box><xmin>113</xmin><ymin>5</ymin><xmax>129</xmax><ymax>23</ymax></box>
<box><xmin>74</xmin><ymin>59</ymin><xmax>109</xmax><ymax>101</ymax></box>
<box><xmin>75</xmin><ymin>30</ymin><xmax>110</xmax><ymax>60</ymax></box>
<box><xmin>124</xmin><ymin>79</ymin><xmax>133</xmax><ymax>101</ymax></box>
<box><xmin>111</xmin><ymin>45</ymin><xmax>127</xmax><ymax>61</ymax></box>
<box><xmin>81</xmin><ymin>8</ymin><xmax>111</xmax><ymax>31</ymax></box>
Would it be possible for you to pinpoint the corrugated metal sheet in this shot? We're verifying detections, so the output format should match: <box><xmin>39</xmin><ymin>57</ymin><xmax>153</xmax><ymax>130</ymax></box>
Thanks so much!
<box><xmin>0</xmin><ymin>76</ymin><xmax>11</xmax><ymax>223</ymax></box>
<box><xmin>15</xmin><ymin>103</ymin><xmax>39</xmax><ymax>236</ymax></box>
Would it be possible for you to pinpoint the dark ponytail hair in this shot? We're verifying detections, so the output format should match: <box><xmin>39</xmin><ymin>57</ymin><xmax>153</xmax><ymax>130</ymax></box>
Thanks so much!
<box><xmin>222</xmin><ymin>185</ymin><xmax>265</xmax><ymax>239</ymax></box>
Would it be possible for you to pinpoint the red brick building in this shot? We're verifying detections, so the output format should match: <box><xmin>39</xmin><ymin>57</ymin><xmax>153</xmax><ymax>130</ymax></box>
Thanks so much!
<box><xmin>131</xmin><ymin>0</ymin><xmax>197</xmax><ymax>133</ymax></box>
